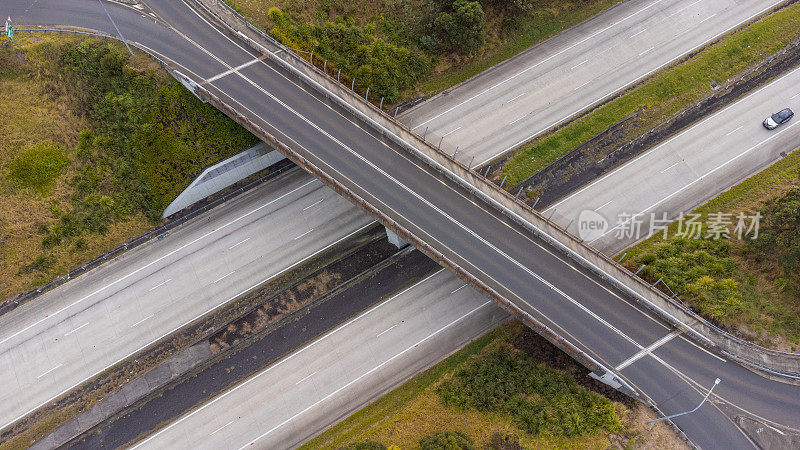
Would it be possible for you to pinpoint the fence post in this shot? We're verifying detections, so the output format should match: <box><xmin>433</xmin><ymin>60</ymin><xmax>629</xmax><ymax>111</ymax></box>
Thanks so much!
<box><xmin>484</xmin><ymin>165</ymin><xmax>491</xmax><ymax>178</ymax></box>
<box><xmin>452</xmin><ymin>146</ymin><xmax>459</xmax><ymax>158</ymax></box>
<box><xmin>500</xmin><ymin>175</ymin><xmax>507</xmax><ymax>189</ymax></box>
<box><xmin>468</xmin><ymin>156</ymin><xmax>475</xmax><ymax>170</ymax></box>
<box><xmin>438</xmin><ymin>136</ymin><xmax>443</xmax><ymax>149</ymax></box>
<box><xmin>532</xmin><ymin>196</ymin><xmax>540</xmax><ymax>209</ymax></box>
<box><xmin>351</xmin><ymin>78</ymin><xmax>355</xmax><ymax>90</ymax></box>
<box><xmin>323</xmin><ymin>59</ymin><xmax>327</xmax><ymax>73</ymax></box>
<box><xmin>379</xmin><ymin>97</ymin><xmax>384</xmax><ymax>110</ymax></box>
<box><xmin>310</xmin><ymin>51</ymin><xmax>313</xmax><ymax>65</ymax></box>
<box><xmin>365</xmin><ymin>87</ymin><xmax>369</xmax><ymax>101</ymax></box>
<box><xmin>337</xmin><ymin>69</ymin><xmax>341</xmax><ymax>82</ymax></box>
<box><xmin>423</xmin><ymin>127</ymin><xmax>428</xmax><ymax>140</ymax></box>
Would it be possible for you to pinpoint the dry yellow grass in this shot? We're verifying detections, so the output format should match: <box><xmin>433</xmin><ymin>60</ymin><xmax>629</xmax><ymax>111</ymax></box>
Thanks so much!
<box><xmin>0</xmin><ymin>36</ymin><xmax>154</xmax><ymax>300</ymax></box>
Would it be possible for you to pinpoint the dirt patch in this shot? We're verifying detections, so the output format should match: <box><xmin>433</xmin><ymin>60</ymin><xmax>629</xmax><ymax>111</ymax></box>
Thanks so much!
<box><xmin>514</xmin><ymin>36</ymin><xmax>800</xmax><ymax>207</ymax></box>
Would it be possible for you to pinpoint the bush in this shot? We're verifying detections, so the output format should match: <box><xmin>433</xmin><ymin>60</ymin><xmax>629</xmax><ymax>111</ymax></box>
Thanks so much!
<box><xmin>268</xmin><ymin>9</ymin><xmax>430</xmax><ymax>103</ymax></box>
<box><xmin>7</xmin><ymin>143</ymin><xmax>69</xmax><ymax>194</ymax></box>
<box><xmin>419</xmin><ymin>431</ymin><xmax>475</xmax><ymax>450</ymax></box>
<box><xmin>743</xmin><ymin>185</ymin><xmax>800</xmax><ymax>292</ymax></box>
<box><xmin>438</xmin><ymin>342</ymin><xmax>620</xmax><ymax>437</ymax></box>
<box><xmin>434</xmin><ymin>0</ymin><xmax>486</xmax><ymax>55</ymax></box>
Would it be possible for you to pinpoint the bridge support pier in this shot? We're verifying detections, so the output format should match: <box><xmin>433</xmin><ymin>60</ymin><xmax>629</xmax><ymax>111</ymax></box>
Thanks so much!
<box><xmin>385</xmin><ymin>227</ymin><xmax>409</xmax><ymax>249</ymax></box>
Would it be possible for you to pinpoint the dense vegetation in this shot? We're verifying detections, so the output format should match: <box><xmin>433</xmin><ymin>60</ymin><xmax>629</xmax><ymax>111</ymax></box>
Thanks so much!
<box><xmin>0</xmin><ymin>36</ymin><xmax>256</xmax><ymax>296</ymax></box>
<box><xmin>227</xmin><ymin>0</ymin><xmax>619</xmax><ymax>103</ymax></box>
<box><xmin>305</xmin><ymin>323</ymin><xmax>654</xmax><ymax>449</ymax></box>
<box><xmin>438</xmin><ymin>341</ymin><xmax>621</xmax><ymax>437</ymax></box>
<box><xmin>626</xmin><ymin>161</ymin><xmax>800</xmax><ymax>348</ymax></box>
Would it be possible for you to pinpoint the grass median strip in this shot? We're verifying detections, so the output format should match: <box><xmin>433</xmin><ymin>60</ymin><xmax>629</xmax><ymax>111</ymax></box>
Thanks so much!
<box><xmin>501</xmin><ymin>1</ymin><xmax>800</xmax><ymax>187</ymax></box>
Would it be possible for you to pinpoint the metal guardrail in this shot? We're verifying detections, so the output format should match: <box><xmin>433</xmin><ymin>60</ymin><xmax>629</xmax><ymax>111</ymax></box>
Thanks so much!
<box><xmin>200</xmin><ymin>0</ymin><xmax>800</xmax><ymax>383</ymax></box>
<box><xmin>0</xmin><ymin>26</ymin><xmax>296</xmax><ymax>317</ymax></box>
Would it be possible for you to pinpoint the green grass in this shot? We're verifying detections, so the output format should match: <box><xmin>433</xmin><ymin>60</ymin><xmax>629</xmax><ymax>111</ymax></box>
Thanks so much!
<box><xmin>304</xmin><ymin>322</ymin><xmax>634</xmax><ymax>449</ymax></box>
<box><xmin>223</xmin><ymin>0</ymin><xmax>622</xmax><ymax>104</ymax></box>
<box><xmin>623</xmin><ymin>148</ymin><xmax>800</xmax><ymax>348</ymax></box>
<box><xmin>416</xmin><ymin>0</ymin><xmax>620</xmax><ymax>96</ymax></box>
<box><xmin>502</xmin><ymin>2</ymin><xmax>800</xmax><ymax>186</ymax></box>
<box><xmin>7</xmin><ymin>143</ymin><xmax>69</xmax><ymax>194</ymax></box>
<box><xmin>0</xmin><ymin>34</ymin><xmax>256</xmax><ymax>300</ymax></box>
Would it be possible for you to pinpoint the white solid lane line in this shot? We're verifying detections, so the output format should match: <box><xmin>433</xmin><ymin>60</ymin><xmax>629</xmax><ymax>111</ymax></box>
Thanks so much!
<box><xmin>37</xmin><ymin>364</ymin><xmax>63</xmax><ymax>379</ymax></box>
<box><xmin>376</xmin><ymin>324</ymin><xmax>398</xmax><ymax>338</ymax></box>
<box><xmin>639</xmin><ymin>46</ymin><xmax>655</xmax><ymax>56</ymax></box>
<box><xmin>570</xmin><ymin>60</ymin><xmax>589</xmax><ymax>70</ymax></box>
<box><xmin>698</xmin><ymin>13</ymin><xmax>716</xmax><ymax>24</ymax></box>
<box><xmin>295</xmin><ymin>372</ymin><xmax>317</xmax><ymax>385</ymax></box>
<box><xmin>593</xmin><ymin>118</ymin><xmax>800</xmax><ymax>241</ymax></box>
<box><xmin>130</xmin><ymin>270</ymin><xmax>446</xmax><ymax>449</ymax></box>
<box><xmin>790</xmin><ymin>92</ymin><xmax>800</xmax><ymax>99</ymax></box>
<box><xmin>660</xmin><ymin>162</ymin><xmax>680</xmax><ymax>173</ymax></box>
<box><xmin>64</xmin><ymin>323</ymin><xmax>89</xmax><ymax>337</ymax></box>
<box><xmin>294</xmin><ymin>229</ymin><xmax>313</xmax><ymax>240</ymax></box>
<box><xmin>546</xmin><ymin>63</ymin><xmax>800</xmax><ymax>212</ymax></box>
<box><xmin>130</xmin><ymin>314</ymin><xmax>155</xmax><ymax>328</ymax></box>
<box><xmin>411</xmin><ymin>0</ymin><xmax>667</xmax><ymax>130</ymax></box>
<box><xmin>205</xmin><ymin>58</ymin><xmax>263</xmax><ymax>83</ymax></box>
<box><xmin>725</xmin><ymin>125</ymin><xmax>744</xmax><ymax>136</ymax></box>
<box><xmin>594</xmin><ymin>200</ymin><xmax>613</xmax><ymax>211</ymax></box>
<box><xmin>210</xmin><ymin>420</ymin><xmax>234</xmax><ymax>436</ymax></box>
<box><xmin>629</xmin><ymin>28</ymin><xmax>647</xmax><ymax>39</ymax></box>
<box><xmin>616</xmin><ymin>330</ymin><xmax>681</xmax><ymax>370</ymax></box>
<box><xmin>302</xmin><ymin>199</ymin><xmax>324</xmax><ymax>211</ymax></box>
<box><xmin>236</xmin><ymin>301</ymin><xmax>494</xmax><ymax>450</ymax></box>
<box><xmin>228</xmin><ymin>237</ymin><xmax>250</xmax><ymax>249</ymax></box>
<box><xmin>442</xmin><ymin>126</ymin><xmax>462</xmax><ymax>137</ymax></box>
<box><xmin>148</xmin><ymin>278</ymin><xmax>172</xmax><ymax>292</ymax></box>
<box><xmin>213</xmin><ymin>271</ymin><xmax>235</xmax><ymax>284</ymax></box>
<box><xmin>0</xmin><ymin>180</ymin><xmax>318</xmax><ymax>347</ymax></box>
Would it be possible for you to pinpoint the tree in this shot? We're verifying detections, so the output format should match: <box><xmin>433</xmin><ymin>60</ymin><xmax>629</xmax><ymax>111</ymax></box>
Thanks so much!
<box><xmin>434</xmin><ymin>0</ymin><xmax>486</xmax><ymax>55</ymax></box>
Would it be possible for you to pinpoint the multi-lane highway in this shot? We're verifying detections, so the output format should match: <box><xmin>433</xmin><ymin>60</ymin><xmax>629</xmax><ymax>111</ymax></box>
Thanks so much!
<box><xmin>0</xmin><ymin>169</ymin><xmax>372</xmax><ymax>430</ymax></box>
<box><xmin>131</xmin><ymin>271</ymin><xmax>507</xmax><ymax>449</ymax></box>
<box><xmin>405</xmin><ymin>0</ymin><xmax>787</xmax><ymax>166</ymax></box>
<box><xmin>546</xmin><ymin>63</ymin><xmax>800</xmax><ymax>252</ymax></box>
<box><xmin>3</xmin><ymin>0</ymin><xmax>800</xmax><ymax>448</ymax></box>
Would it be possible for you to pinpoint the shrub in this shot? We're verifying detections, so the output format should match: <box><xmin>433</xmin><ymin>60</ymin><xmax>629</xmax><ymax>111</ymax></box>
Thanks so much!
<box><xmin>438</xmin><ymin>342</ymin><xmax>620</xmax><ymax>437</ymax></box>
<box><xmin>7</xmin><ymin>143</ymin><xmax>69</xmax><ymax>194</ymax></box>
<box><xmin>419</xmin><ymin>431</ymin><xmax>475</xmax><ymax>450</ymax></box>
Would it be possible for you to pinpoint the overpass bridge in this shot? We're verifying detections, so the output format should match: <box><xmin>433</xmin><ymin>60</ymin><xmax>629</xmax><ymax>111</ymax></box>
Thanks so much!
<box><xmin>5</xmin><ymin>0</ymin><xmax>800</xmax><ymax>446</ymax></box>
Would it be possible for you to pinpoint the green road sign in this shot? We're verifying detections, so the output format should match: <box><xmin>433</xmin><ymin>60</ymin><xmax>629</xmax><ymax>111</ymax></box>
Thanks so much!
<box><xmin>5</xmin><ymin>17</ymin><xmax>13</xmax><ymax>41</ymax></box>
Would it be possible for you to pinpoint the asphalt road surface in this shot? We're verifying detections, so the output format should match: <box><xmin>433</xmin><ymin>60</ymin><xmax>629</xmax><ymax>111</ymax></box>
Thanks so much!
<box><xmin>131</xmin><ymin>271</ymin><xmax>508</xmax><ymax>449</ymax></box>
<box><xmin>0</xmin><ymin>169</ymin><xmax>372</xmax><ymax>430</ymax></box>
<box><xmin>404</xmin><ymin>0</ymin><xmax>787</xmax><ymax>166</ymax></box>
<box><xmin>545</xmin><ymin>63</ymin><xmax>800</xmax><ymax>253</ymax></box>
<box><xmin>4</xmin><ymin>0</ymin><xmax>800</xmax><ymax>448</ymax></box>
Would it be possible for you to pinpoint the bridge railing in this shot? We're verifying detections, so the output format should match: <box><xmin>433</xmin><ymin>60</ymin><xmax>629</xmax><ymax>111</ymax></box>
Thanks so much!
<box><xmin>198</xmin><ymin>0</ymin><xmax>800</xmax><ymax>384</ymax></box>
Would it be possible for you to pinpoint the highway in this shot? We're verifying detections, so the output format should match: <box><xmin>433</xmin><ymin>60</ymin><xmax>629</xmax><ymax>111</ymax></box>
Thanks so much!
<box><xmin>3</xmin><ymin>0</ymin><xmax>800</xmax><ymax>448</ymax></box>
<box><xmin>545</xmin><ymin>63</ymin><xmax>800</xmax><ymax>253</ymax></box>
<box><xmin>404</xmin><ymin>0</ymin><xmax>787</xmax><ymax>166</ymax></box>
<box><xmin>131</xmin><ymin>271</ymin><xmax>508</xmax><ymax>449</ymax></box>
<box><xmin>0</xmin><ymin>169</ymin><xmax>372</xmax><ymax>430</ymax></box>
